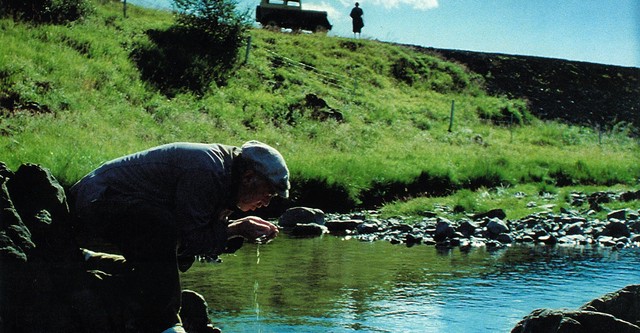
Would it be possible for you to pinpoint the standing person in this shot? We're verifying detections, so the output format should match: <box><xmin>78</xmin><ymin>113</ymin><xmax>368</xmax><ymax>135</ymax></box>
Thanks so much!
<box><xmin>69</xmin><ymin>141</ymin><xmax>289</xmax><ymax>333</ymax></box>
<box><xmin>350</xmin><ymin>2</ymin><xmax>364</xmax><ymax>38</ymax></box>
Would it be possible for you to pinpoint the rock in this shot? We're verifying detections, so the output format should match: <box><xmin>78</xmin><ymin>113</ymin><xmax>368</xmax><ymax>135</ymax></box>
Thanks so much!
<box><xmin>456</xmin><ymin>220</ymin><xmax>477</xmax><ymax>237</ymax></box>
<box><xmin>519</xmin><ymin>235</ymin><xmax>534</xmax><ymax>243</ymax></box>
<box><xmin>405</xmin><ymin>233</ymin><xmax>422</xmax><ymax>246</ymax></box>
<box><xmin>513</xmin><ymin>285</ymin><xmax>640</xmax><ymax>332</ymax></box>
<box><xmin>620</xmin><ymin>191</ymin><xmax>640</xmax><ymax>202</ymax></box>
<box><xmin>419</xmin><ymin>211</ymin><xmax>437</xmax><ymax>218</ymax></box>
<box><xmin>496</xmin><ymin>233</ymin><xmax>513</xmax><ymax>244</ymax></box>
<box><xmin>472</xmin><ymin>208</ymin><xmax>506</xmax><ymax>220</ymax></box>
<box><xmin>605</xmin><ymin>220</ymin><xmax>631</xmax><ymax>238</ymax></box>
<box><xmin>434</xmin><ymin>218</ymin><xmax>455</xmax><ymax>242</ymax></box>
<box><xmin>487</xmin><ymin>218</ymin><xmax>509</xmax><ymax>235</ymax></box>
<box><xmin>181</xmin><ymin>290</ymin><xmax>221</xmax><ymax>333</ymax></box>
<box><xmin>7</xmin><ymin>163</ymin><xmax>69</xmax><ymax>226</ymax></box>
<box><xmin>538</xmin><ymin>234</ymin><xmax>557</xmax><ymax>245</ymax></box>
<box><xmin>287</xmin><ymin>94</ymin><xmax>344</xmax><ymax>123</ymax></box>
<box><xmin>0</xmin><ymin>162</ymin><xmax>13</xmax><ymax>179</ymax></box>
<box><xmin>608</xmin><ymin>209</ymin><xmax>628</xmax><ymax>221</ymax></box>
<box><xmin>598</xmin><ymin>236</ymin><xmax>617</xmax><ymax>247</ymax></box>
<box><xmin>0</xmin><ymin>177</ymin><xmax>35</xmax><ymax>262</ymax></box>
<box><xmin>356</xmin><ymin>222</ymin><xmax>379</xmax><ymax>234</ymax></box>
<box><xmin>325</xmin><ymin>219</ymin><xmax>360</xmax><ymax>233</ymax></box>
<box><xmin>580</xmin><ymin>284</ymin><xmax>640</xmax><ymax>327</ymax></box>
<box><xmin>558</xmin><ymin>234</ymin><xmax>587</xmax><ymax>245</ymax></box>
<box><xmin>564</xmin><ymin>222</ymin><xmax>584</xmax><ymax>235</ymax></box>
<box><xmin>278</xmin><ymin>207</ymin><xmax>325</xmax><ymax>228</ymax></box>
<box><xmin>289</xmin><ymin>223</ymin><xmax>328</xmax><ymax>237</ymax></box>
<box><xmin>0</xmin><ymin>163</ymin><xmax>93</xmax><ymax>333</ymax></box>
<box><xmin>511</xmin><ymin>308</ymin><xmax>640</xmax><ymax>333</ymax></box>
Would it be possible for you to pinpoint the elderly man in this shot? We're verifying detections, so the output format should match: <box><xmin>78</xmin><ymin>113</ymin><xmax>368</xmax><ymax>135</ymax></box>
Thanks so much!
<box><xmin>69</xmin><ymin>141</ymin><xmax>289</xmax><ymax>333</ymax></box>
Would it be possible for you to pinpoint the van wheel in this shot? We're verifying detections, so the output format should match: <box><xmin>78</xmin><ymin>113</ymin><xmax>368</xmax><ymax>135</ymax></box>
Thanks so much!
<box><xmin>314</xmin><ymin>25</ymin><xmax>328</xmax><ymax>33</ymax></box>
<box><xmin>266</xmin><ymin>21</ymin><xmax>279</xmax><ymax>30</ymax></box>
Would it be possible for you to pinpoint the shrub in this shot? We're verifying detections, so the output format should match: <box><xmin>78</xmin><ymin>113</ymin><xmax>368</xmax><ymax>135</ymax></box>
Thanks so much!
<box><xmin>130</xmin><ymin>0</ymin><xmax>250</xmax><ymax>96</ymax></box>
<box><xmin>173</xmin><ymin>0</ymin><xmax>249</xmax><ymax>43</ymax></box>
<box><xmin>0</xmin><ymin>0</ymin><xmax>93</xmax><ymax>23</ymax></box>
<box><xmin>476</xmin><ymin>98</ymin><xmax>531</xmax><ymax>126</ymax></box>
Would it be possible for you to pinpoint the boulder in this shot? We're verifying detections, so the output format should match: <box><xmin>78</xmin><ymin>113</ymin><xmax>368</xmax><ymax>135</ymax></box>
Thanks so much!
<box><xmin>620</xmin><ymin>191</ymin><xmax>640</xmax><ymax>202</ymax></box>
<box><xmin>0</xmin><ymin>163</ymin><xmax>220</xmax><ymax>333</ymax></box>
<box><xmin>564</xmin><ymin>222</ymin><xmax>584</xmax><ymax>235</ymax></box>
<box><xmin>605</xmin><ymin>220</ymin><xmax>631</xmax><ymax>238</ymax></box>
<box><xmin>356</xmin><ymin>222</ymin><xmax>379</xmax><ymax>234</ymax></box>
<box><xmin>1</xmin><ymin>163</ymin><xmax>88</xmax><ymax>333</ymax></box>
<box><xmin>456</xmin><ymin>219</ymin><xmax>477</xmax><ymax>237</ymax></box>
<box><xmin>512</xmin><ymin>285</ymin><xmax>640</xmax><ymax>333</ymax></box>
<box><xmin>472</xmin><ymin>208</ymin><xmax>506</xmax><ymax>220</ymax></box>
<box><xmin>0</xmin><ymin>176</ymin><xmax>35</xmax><ymax>262</ymax></box>
<box><xmin>289</xmin><ymin>223</ymin><xmax>328</xmax><ymax>237</ymax></box>
<box><xmin>278</xmin><ymin>207</ymin><xmax>325</xmax><ymax>228</ymax></box>
<box><xmin>608</xmin><ymin>209</ymin><xmax>627</xmax><ymax>220</ymax></box>
<box><xmin>496</xmin><ymin>233</ymin><xmax>513</xmax><ymax>244</ymax></box>
<box><xmin>580</xmin><ymin>284</ymin><xmax>640</xmax><ymax>327</ymax></box>
<box><xmin>511</xmin><ymin>308</ymin><xmax>640</xmax><ymax>333</ymax></box>
<box><xmin>487</xmin><ymin>218</ymin><xmax>510</xmax><ymax>235</ymax></box>
<box><xmin>181</xmin><ymin>290</ymin><xmax>221</xmax><ymax>333</ymax></box>
<box><xmin>325</xmin><ymin>219</ymin><xmax>361</xmax><ymax>232</ymax></box>
<box><xmin>434</xmin><ymin>218</ymin><xmax>455</xmax><ymax>242</ymax></box>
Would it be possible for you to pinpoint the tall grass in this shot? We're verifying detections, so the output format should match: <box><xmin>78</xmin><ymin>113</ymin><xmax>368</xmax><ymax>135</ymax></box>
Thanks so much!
<box><xmin>1</xmin><ymin>1</ymin><xmax>638</xmax><ymax>215</ymax></box>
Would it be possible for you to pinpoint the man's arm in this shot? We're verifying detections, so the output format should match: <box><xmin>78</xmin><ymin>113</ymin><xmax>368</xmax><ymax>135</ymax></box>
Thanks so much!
<box><xmin>227</xmin><ymin>216</ymin><xmax>279</xmax><ymax>243</ymax></box>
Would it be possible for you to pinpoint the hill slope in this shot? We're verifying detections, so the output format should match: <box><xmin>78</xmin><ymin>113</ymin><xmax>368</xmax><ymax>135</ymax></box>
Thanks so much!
<box><xmin>417</xmin><ymin>47</ymin><xmax>640</xmax><ymax>131</ymax></box>
<box><xmin>0</xmin><ymin>1</ymin><xmax>638</xmax><ymax>216</ymax></box>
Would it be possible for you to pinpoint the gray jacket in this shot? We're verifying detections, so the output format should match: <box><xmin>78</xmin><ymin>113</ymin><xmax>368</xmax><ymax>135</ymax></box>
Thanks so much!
<box><xmin>70</xmin><ymin>142</ymin><xmax>240</xmax><ymax>257</ymax></box>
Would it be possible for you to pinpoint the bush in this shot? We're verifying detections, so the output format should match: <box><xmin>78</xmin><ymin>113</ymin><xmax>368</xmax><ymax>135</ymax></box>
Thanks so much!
<box><xmin>130</xmin><ymin>0</ymin><xmax>250</xmax><ymax>96</ymax></box>
<box><xmin>173</xmin><ymin>0</ymin><xmax>249</xmax><ymax>43</ymax></box>
<box><xmin>476</xmin><ymin>98</ymin><xmax>531</xmax><ymax>126</ymax></box>
<box><xmin>0</xmin><ymin>0</ymin><xmax>93</xmax><ymax>23</ymax></box>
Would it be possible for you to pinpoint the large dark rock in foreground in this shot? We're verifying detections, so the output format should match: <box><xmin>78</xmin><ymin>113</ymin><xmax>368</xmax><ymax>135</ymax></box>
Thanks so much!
<box><xmin>0</xmin><ymin>162</ymin><xmax>217</xmax><ymax>333</ymax></box>
<box><xmin>511</xmin><ymin>285</ymin><xmax>640</xmax><ymax>333</ymax></box>
<box><xmin>0</xmin><ymin>162</ymin><xmax>86</xmax><ymax>332</ymax></box>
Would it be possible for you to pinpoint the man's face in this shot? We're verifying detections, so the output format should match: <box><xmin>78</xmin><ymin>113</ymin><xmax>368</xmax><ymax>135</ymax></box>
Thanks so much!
<box><xmin>236</xmin><ymin>171</ymin><xmax>276</xmax><ymax>212</ymax></box>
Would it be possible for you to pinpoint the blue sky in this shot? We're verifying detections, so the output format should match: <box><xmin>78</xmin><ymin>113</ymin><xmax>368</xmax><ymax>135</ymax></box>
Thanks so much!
<box><xmin>130</xmin><ymin>0</ymin><xmax>639</xmax><ymax>67</ymax></box>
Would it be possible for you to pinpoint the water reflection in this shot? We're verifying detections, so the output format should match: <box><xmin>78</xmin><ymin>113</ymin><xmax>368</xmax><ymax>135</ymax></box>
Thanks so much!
<box><xmin>181</xmin><ymin>235</ymin><xmax>640</xmax><ymax>333</ymax></box>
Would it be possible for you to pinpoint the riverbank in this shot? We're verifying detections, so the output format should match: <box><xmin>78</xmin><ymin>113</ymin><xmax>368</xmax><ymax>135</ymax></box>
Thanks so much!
<box><xmin>1</xmin><ymin>162</ymin><xmax>639</xmax><ymax>332</ymax></box>
<box><xmin>277</xmin><ymin>189</ymin><xmax>640</xmax><ymax>250</ymax></box>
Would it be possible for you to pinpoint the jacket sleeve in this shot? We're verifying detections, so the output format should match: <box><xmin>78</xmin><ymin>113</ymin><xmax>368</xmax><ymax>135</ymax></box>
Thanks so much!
<box><xmin>174</xmin><ymin>170</ymin><xmax>229</xmax><ymax>258</ymax></box>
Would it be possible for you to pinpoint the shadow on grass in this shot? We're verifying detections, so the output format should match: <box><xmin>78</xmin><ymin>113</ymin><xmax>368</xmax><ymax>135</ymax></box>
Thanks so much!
<box><xmin>359</xmin><ymin>171</ymin><xmax>457</xmax><ymax>209</ymax></box>
<box><xmin>130</xmin><ymin>26</ymin><xmax>241</xmax><ymax>97</ymax></box>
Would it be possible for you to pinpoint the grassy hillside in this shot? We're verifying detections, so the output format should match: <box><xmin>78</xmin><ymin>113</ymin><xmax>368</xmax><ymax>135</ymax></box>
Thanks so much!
<box><xmin>1</xmin><ymin>1</ymin><xmax>638</xmax><ymax>219</ymax></box>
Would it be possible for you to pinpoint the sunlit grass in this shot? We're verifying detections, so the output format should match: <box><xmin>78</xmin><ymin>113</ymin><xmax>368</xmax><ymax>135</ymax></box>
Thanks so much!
<box><xmin>381</xmin><ymin>183</ymin><xmax>640</xmax><ymax>222</ymax></box>
<box><xmin>1</xmin><ymin>1</ymin><xmax>638</xmax><ymax>216</ymax></box>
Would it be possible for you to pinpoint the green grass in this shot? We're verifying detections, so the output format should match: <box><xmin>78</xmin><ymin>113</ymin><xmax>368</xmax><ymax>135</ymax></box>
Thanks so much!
<box><xmin>380</xmin><ymin>183</ymin><xmax>639</xmax><ymax>220</ymax></box>
<box><xmin>1</xmin><ymin>0</ymin><xmax>638</xmax><ymax>216</ymax></box>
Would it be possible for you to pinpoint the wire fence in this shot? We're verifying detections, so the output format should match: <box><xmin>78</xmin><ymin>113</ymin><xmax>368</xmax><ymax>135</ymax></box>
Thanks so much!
<box><xmin>124</xmin><ymin>0</ymin><xmax>173</xmax><ymax>12</ymax></box>
<box><xmin>114</xmin><ymin>4</ymin><xmax>636</xmax><ymax>146</ymax></box>
<box><xmin>261</xmin><ymin>47</ymin><xmax>358</xmax><ymax>94</ymax></box>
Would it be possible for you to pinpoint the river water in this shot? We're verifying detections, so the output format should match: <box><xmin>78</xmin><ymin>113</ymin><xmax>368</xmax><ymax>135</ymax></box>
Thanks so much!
<box><xmin>181</xmin><ymin>235</ymin><xmax>640</xmax><ymax>333</ymax></box>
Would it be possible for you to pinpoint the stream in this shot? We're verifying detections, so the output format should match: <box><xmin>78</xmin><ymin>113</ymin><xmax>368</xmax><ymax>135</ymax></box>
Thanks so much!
<box><xmin>181</xmin><ymin>235</ymin><xmax>640</xmax><ymax>333</ymax></box>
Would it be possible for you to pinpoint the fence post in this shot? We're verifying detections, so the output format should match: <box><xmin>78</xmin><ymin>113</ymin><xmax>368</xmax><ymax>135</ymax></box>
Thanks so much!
<box><xmin>597</xmin><ymin>124</ymin><xmax>602</xmax><ymax>144</ymax></box>
<box><xmin>510</xmin><ymin>113</ymin><xmax>514</xmax><ymax>143</ymax></box>
<box><xmin>448</xmin><ymin>100</ymin><xmax>455</xmax><ymax>132</ymax></box>
<box><xmin>353</xmin><ymin>76</ymin><xmax>358</xmax><ymax>98</ymax></box>
<box><xmin>244</xmin><ymin>36</ymin><xmax>252</xmax><ymax>64</ymax></box>
<box><xmin>123</xmin><ymin>0</ymin><xmax>127</xmax><ymax>18</ymax></box>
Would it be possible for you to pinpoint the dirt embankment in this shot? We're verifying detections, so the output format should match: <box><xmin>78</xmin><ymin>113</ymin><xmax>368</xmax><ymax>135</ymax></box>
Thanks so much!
<box><xmin>406</xmin><ymin>45</ymin><xmax>640</xmax><ymax>132</ymax></box>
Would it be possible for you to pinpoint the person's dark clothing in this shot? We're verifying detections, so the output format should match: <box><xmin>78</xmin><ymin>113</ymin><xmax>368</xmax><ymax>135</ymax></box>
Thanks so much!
<box><xmin>69</xmin><ymin>142</ymin><xmax>241</xmax><ymax>332</ymax></box>
<box><xmin>350</xmin><ymin>6</ymin><xmax>364</xmax><ymax>33</ymax></box>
